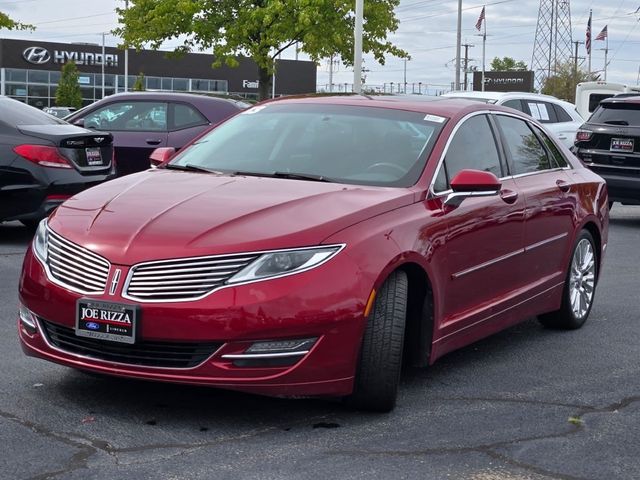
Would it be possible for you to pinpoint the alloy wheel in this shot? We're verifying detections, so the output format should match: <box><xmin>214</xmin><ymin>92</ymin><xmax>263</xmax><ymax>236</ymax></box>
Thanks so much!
<box><xmin>569</xmin><ymin>238</ymin><xmax>596</xmax><ymax>319</ymax></box>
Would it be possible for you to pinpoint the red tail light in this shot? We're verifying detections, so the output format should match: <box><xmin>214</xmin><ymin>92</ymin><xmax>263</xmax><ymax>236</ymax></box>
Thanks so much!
<box><xmin>575</xmin><ymin>130</ymin><xmax>593</xmax><ymax>144</ymax></box>
<box><xmin>13</xmin><ymin>145</ymin><xmax>73</xmax><ymax>169</ymax></box>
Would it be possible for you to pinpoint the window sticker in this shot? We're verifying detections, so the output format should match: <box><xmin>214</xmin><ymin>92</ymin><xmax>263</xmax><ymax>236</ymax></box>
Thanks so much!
<box><xmin>242</xmin><ymin>105</ymin><xmax>268</xmax><ymax>115</ymax></box>
<box><xmin>424</xmin><ymin>114</ymin><xmax>446</xmax><ymax>123</ymax></box>
<box><xmin>527</xmin><ymin>102</ymin><xmax>549</xmax><ymax>121</ymax></box>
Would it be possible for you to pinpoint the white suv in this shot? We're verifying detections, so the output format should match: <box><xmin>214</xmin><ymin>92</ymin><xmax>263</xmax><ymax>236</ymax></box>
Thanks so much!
<box><xmin>442</xmin><ymin>91</ymin><xmax>584</xmax><ymax>148</ymax></box>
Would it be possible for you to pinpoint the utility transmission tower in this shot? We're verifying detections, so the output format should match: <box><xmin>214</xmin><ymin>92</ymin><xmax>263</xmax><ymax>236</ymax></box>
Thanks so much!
<box><xmin>531</xmin><ymin>0</ymin><xmax>573</xmax><ymax>90</ymax></box>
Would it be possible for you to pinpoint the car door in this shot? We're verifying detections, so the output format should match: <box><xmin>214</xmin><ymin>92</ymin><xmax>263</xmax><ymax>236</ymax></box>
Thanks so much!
<box><xmin>493</xmin><ymin>113</ymin><xmax>576</xmax><ymax>297</ymax></box>
<box><xmin>166</xmin><ymin>102</ymin><xmax>212</xmax><ymax>152</ymax></box>
<box><xmin>431</xmin><ymin>113</ymin><xmax>527</xmax><ymax>343</ymax></box>
<box><xmin>83</xmin><ymin>100</ymin><xmax>169</xmax><ymax>176</ymax></box>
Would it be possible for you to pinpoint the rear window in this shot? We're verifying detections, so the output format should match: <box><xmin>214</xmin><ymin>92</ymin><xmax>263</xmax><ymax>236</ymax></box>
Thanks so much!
<box><xmin>0</xmin><ymin>97</ymin><xmax>67</xmax><ymax>126</ymax></box>
<box><xmin>589</xmin><ymin>103</ymin><xmax>640</xmax><ymax>126</ymax></box>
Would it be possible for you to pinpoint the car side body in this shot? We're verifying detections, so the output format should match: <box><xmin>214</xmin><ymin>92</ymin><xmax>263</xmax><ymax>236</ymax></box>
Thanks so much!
<box><xmin>65</xmin><ymin>92</ymin><xmax>248</xmax><ymax>176</ymax></box>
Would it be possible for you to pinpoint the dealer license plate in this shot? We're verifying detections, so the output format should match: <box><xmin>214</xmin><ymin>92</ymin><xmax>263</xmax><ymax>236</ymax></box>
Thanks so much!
<box><xmin>76</xmin><ymin>299</ymin><xmax>138</xmax><ymax>344</ymax></box>
<box><xmin>610</xmin><ymin>138</ymin><xmax>634</xmax><ymax>152</ymax></box>
<box><xmin>85</xmin><ymin>147</ymin><xmax>104</xmax><ymax>166</ymax></box>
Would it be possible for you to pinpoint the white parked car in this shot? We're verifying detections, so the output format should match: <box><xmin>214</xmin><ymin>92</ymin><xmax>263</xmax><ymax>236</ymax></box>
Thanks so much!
<box><xmin>442</xmin><ymin>91</ymin><xmax>584</xmax><ymax>148</ymax></box>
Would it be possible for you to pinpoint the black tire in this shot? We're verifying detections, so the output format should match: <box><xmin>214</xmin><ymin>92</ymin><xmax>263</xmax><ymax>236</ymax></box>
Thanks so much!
<box><xmin>539</xmin><ymin>230</ymin><xmax>598</xmax><ymax>330</ymax></box>
<box><xmin>346</xmin><ymin>270</ymin><xmax>408</xmax><ymax>412</ymax></box>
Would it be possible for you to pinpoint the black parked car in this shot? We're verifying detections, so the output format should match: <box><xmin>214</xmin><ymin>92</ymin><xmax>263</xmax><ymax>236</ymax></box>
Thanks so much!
<box><xmin>574</xmin><ymin>96</ymin><xmax>640</xmax><ymax>207</ymax></box>
<box><xmin>0</xmin><ymin>97</ymin><xmax>114</xmax><ymax>227</ymax></box>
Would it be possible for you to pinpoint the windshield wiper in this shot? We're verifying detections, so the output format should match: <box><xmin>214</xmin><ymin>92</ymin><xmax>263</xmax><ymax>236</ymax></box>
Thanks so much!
<box><xmin>230</xmin><ymin>170</ymin><xmax>334</xmax><ymax>182</ymax></box>
<box><xmin>164</xmin><ymin>163</ymin><xmax>226</xmax><ymax>174</ymax></box>
<box><xmin>272</xmin><ymin>171</ymin><xmax>334</xmax><ymax>182</ymax></box>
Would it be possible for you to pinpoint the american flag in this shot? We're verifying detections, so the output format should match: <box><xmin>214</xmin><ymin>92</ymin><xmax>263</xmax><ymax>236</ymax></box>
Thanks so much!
<box><xmin>475</xmin><ymin>6</ymin><xmax>485</xmax><ymax>31</ymax></box>
<box><xmin>596</xmin><ymin>25</ymin><xmax>608</xmax><ymax>41</ymax></box>
<box><xmin>586</xmin><ymin>13</ymin><xmax>592</xmax><ymax>54</ymax></box>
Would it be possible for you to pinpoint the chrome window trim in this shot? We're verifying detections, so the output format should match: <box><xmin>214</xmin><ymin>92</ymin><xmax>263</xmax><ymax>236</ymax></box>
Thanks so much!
<box><xmin>430</xmin><ymin>110</ymin><xmax>578</xmax><ymax>198</ymax></box>
<box><xmin>122</xmin><ymin>243</ymin><xmax>346</xmax><ymax>303</ymax></box>
<box><xmin>35</xmin><ymin>226</ymin><xmax>110</xmax><ymax>296</ymax></box>
<box><xmin>36</xmin><ymin>318</ymin><xmax>224</xmax><ymax>371</ymax></box>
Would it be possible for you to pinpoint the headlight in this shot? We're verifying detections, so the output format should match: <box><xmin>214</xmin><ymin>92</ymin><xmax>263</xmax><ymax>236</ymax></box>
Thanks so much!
<box><xmin>33</xmin><ymin>219</ymin><xmax>49</xmax><ymax>263</ymax></box>
<box><xmin>227</xmin><ymin>245</ymin><xmax>343</xmax><ymax>284</ymax></box>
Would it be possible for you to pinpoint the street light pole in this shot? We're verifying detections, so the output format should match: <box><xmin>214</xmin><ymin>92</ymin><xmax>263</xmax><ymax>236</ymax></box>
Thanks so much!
<box><xmin>124</xmin><ymin>0</ymin><xmax>129</xmax><ymax>92</ymax></box>
<box><xmin>354</xmin><ymin>0</ymin><xmax>364</xmax><ymax>93</ymax></box>
<box><xmin>455</xmin><ymin>0</ymin><xmax>462</xmax><ymax>91</ymax></box>
<box><xmin>101</xmin><ymin>32</ymin><xmax>106</xmax><ymax>98</ymax></box>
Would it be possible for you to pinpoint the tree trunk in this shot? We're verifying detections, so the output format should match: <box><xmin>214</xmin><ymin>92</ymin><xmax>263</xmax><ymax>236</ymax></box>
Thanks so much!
<box><xmin>258</xmin><ymin>66</ymin><xmax>272</xmax><ymax>102</ymax></box>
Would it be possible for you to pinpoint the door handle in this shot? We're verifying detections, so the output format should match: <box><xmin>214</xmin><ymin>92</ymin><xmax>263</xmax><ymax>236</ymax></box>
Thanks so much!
<box><xmin>556</xmin><ymin>179</ymin><xmax>571</xmax><ymax>192</ymax></box>
<box><xmin>146</xmin><ymin>139</ymin><xmax>162</xmax><ymax>145</ymax></box>
<box><xmin>500</xmin><ymin>189</ymin><xmax>518</xmax><ymax>204</ymax></box>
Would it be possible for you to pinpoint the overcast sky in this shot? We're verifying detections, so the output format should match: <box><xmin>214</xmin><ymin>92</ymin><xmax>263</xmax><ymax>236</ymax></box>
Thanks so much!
<box><xmin>1</xmin><ymin>0</ymin><xmax>639</xmax><ymax>94</ymax></box>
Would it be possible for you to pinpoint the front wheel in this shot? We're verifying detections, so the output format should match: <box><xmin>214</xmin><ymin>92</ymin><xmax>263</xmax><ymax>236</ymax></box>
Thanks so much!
<box><xmin>539</xmin><ymin>230</ymin><xmax>598</xmax><ymax>330</ymax></box>
<box><xmin>345</xmin><ymin>270</ymin><xmax>408</xmax><ymax>412</ymax></box>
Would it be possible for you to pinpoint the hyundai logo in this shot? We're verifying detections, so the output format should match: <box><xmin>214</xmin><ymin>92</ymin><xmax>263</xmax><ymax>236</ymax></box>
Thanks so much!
<box><xmin>85</xmin><ymin>322</ymin><xmax>100</xmax><ymax>331</ymax></box>
<box><xmin>23</xmin><ymin>46</ymin><xmax>51</xmax><ymax>65</ymax></box>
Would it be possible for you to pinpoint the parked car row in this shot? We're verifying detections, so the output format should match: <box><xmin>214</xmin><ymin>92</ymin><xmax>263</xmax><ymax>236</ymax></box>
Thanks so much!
<box><xmin>17</xmin><ymin>95</ymin><xmax>609</xmax><ymax>412</ymax></box>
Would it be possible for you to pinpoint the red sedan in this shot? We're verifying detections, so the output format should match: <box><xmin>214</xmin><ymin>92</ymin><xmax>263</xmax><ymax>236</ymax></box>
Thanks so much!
<box><xmin>18</xmin><ymin>96</ymin><xmax>608</xmax><ymax>411</ymax></box>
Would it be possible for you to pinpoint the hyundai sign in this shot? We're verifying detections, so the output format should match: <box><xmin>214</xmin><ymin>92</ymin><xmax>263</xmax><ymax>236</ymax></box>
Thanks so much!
<box><xmin>22</xmin><ymin>45</ymin><xmax>119</xmax><ymax>68</ymax></box>
<box><xmin>473</xmin><ymin>71</ymin><xmax>535</xmax><ymax>93</ymax></box>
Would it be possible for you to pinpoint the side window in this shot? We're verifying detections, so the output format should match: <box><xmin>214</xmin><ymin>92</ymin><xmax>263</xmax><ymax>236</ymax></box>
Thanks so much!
<box><xmin>502</xmin><ymin>99</ymin><xmax>524</xmax><ymax>113</ymax></box>
<box><xmin>434</xmin><ymin>115</ymin><xmax>502</xmax><ymax>191</ymax></box>
<box><xmin>552</xmin><ymin>104</ymin><xmax>573</xmax><ymax>123</ymax></box>
<box><xmin>84</xmin><ymin>102</ymin><xmax>168</xmax><ymax>131</ymax></box>
<box><xmin>496</xmin><ymin>115</ymin><xmax>551</xmax><ymax>174</ymax></box>
<box><xmin>171</xmin><ymin>103</ymin><xmax>208</xmax><ymax>130</ymax></box>
<box><xmin>525</xmin><ymin>101</ymin><xmax>558</xmax><ymax>123</ymax></box>
<box><xmin>531</xmin><ymin>124</ymin><xmax>569</xmax><ymax>168</ymax></box>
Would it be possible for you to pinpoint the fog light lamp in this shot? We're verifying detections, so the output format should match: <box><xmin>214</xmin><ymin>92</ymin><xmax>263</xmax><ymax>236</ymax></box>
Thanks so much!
<box><xmin>19</xmin><ymin>304</ymin><xmax>38</xmax><ymax>334</ymax></box>
<box><xmin>246</xmin><ymin>337</ymin><xmax>317</xmax><ymax>354</ymax></box>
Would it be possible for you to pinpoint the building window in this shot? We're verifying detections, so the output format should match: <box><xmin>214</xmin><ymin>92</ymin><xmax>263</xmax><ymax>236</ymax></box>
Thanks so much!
<box><xmin>173</xmin><ymin>78</ymin><xmax>188</xmax><ymax>91</ymax></box>
<box><xmin>27</xmin><ymin>70</ymin><xmax>49</xmax><ymax>84</ymax></box>
<box><xmin>6</xmin><ymin>69</ymin><xmax>27</xmax><ymax>82</ymax></box>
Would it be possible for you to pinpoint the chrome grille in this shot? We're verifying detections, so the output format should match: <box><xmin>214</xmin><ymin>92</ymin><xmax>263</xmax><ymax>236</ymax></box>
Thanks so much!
<box><xmin>46</xmin><ymin>228</ymin><xmax>110</xmax><ymax>294</ymax></box>
<box><xmin>125</xmin><ymin>253</ymin><xmax>259</xmax><ymax>301</ymax></box>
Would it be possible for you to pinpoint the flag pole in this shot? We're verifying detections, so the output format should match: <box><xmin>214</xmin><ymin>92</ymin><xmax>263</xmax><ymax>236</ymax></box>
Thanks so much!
<box><xmin>588</xmin><ymin>9</ymin><xmax>592</xmax><ymax>75</ymax></box>
<box><xmin>604</xmin><ymin>33</ymin><xmax>609</xmax><ymax>81</ymax></box>
<box><xmin>482</xmin><ymin>10</ymin><xmax>486</xmax><ymax>92</ymax></box>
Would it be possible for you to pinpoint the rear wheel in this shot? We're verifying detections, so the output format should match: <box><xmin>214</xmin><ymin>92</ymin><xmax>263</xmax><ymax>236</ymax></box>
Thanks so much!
<box><xmin>539</xmin><ymin>230</ymin><xmax>598</xmax><ymax>330</ymax></box>
<box><xmin>346</xmin><ymin>270</ymin><xmax>408</xmax><ymax>412</ymax></box>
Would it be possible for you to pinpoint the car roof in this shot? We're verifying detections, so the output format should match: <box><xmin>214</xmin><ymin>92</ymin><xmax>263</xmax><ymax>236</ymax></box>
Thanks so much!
<box><xmin>443</xmin><ymin>90</ymin><xmax>571</xmax><ymax>104</ymax></box>
<box><xmin>601</xmin><ymin>95</ymin><xmax>640</xmax><ymax>105</ymax></box>
<box><xmin>265</xmin><ymin>94</ymin><xmax>516</xmax><ymax>119</ymax></box>
<box><xmin>95</xmin><ymin>91</ymin><xmax>247</xmax><ymax>106</ymax></box>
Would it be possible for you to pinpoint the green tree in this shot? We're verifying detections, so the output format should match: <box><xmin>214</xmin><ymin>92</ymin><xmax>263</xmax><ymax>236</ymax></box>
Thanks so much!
<box><xmin>55</xmin><ymin>62</ymin><xmax>82</xmax><ymax>109</ymax></box>
<box><xmin>490</xmin><ymin>56</ymin><xmax>528</xmax><ymax>71</ymax></box>
<box><xmin>541</xmin><ymin>61</ymin><xmax>598</xmax><ymax>103</ymax></box>
<box><xmin>133</xmin><ymin>72</ymin><xmax>146</xmax><ymax>91</ymax></box>
<box><xmin>115</xmin><ymin>0</ymin><xmax>408</xmax><ymax>100</ymax></box>
<box><xmin>0</xmin><ymin>11</ymin><xmax>34</xmax><ymax>30</ymax></box>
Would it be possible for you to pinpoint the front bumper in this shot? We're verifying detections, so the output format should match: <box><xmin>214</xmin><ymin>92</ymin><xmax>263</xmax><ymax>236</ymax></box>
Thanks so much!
<box><xmin>18</xmin><ymin>246</ymin><xmax>369</xmax><ymax>398</ymax></box>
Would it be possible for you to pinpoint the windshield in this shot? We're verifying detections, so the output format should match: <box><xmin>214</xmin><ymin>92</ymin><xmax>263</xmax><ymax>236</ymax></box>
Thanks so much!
<box><xmin>589</xmin><ymin>103</ymin><xmax>640</xmax><ymax>125</ymax></box>
<box><xmin>0</xmin><ymin>97</ymin><xmax>67</xmax><ymax>126</ymax></box>
<box><xmin>168</xmin><ymin>103</ymin><xmax>444</xmax><ymax>187</ymax></box>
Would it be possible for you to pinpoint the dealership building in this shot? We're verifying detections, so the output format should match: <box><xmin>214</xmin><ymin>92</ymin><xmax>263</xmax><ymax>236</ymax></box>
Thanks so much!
<box><xmin>0</xmin><ymin>38</ymin><xmax>317</xmax><ymax>108</ymax></box>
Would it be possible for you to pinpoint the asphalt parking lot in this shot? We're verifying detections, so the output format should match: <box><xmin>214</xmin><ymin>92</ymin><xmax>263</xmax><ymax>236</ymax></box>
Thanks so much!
<box><xmin>1</xmin><ymin>207</ymin><xmax>639</xmax><ymax>480</ymax></box>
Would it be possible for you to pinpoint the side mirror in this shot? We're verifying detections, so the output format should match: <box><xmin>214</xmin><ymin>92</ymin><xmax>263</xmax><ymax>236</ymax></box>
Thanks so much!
<box><xmin>445</xmin><ymin>169</ymin><xmax>501</xmax><ymax>207</ymax></box>
<box><xmin>73</xmin><ymin>118</ymin><xmax>85</xmax><ymax>128</ymax></box>
<box><xmin>150</xmin><ymin>147</ymin><xmax>176</xmax><ymax>168</ymax></box>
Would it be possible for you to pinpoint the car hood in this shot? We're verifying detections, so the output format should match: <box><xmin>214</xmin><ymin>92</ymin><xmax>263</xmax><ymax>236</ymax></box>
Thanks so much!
<box><xmin>48</xmin><ymin>169</ymin><xmax>416</xmax><ymax>265</ymax></box>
